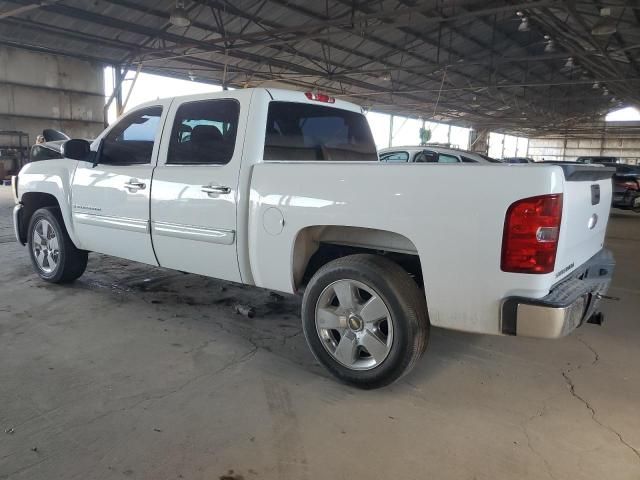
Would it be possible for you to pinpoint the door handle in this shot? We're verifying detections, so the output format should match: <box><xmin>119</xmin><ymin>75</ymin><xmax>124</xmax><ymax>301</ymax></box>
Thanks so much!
<box><xmin>201</xmin><ymin>185</ymin><xmax>231</xmax><ymax>195</ymax></box>
<box><xmin>124</xmin><ymin>179</ymin><xmax>146</xmax><ymax>191</ymax></box>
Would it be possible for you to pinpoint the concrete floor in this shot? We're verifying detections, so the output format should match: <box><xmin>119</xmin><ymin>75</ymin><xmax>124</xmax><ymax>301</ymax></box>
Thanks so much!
<box><xmin>0</xmin><ymin>187</ymin><xmax>639</xmax><ymax>480</ymax></box>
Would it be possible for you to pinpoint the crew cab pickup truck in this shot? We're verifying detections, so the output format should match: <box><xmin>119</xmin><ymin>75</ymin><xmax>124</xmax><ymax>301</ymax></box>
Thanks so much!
<box><xmin>12</xmin><ymin>88</ymin><xmax>615</xmax><ymax>388</ymax></box>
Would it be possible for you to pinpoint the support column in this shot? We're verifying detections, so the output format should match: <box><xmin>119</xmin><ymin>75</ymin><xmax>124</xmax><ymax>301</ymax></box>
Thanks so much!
<box><xmin>469</xmin><ymin>127</ymin><xmax>489</xmax><ymax>154</ymax></box>
<box><xmin>388</xmin><ymin>114</ymin><xmax>394</xmax><ymax>148</ymax></box>
<box><xmin>115</xmin><ymin>66</ymin><xmax>124</xmax><ymax>117</ymax></box>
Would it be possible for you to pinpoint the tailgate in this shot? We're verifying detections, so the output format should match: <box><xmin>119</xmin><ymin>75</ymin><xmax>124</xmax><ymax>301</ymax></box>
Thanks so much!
<box><xmin>554</xmin><ymin>165</ymin><xmax>614</xmax><ymax>281</ymax></box>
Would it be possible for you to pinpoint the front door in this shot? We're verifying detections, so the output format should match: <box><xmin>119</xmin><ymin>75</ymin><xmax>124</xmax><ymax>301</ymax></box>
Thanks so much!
<box><xmin>71</xmin><ymin>102</ymin><xmax>171</xmax><ymax>265</ymax></box>
<box><xmin>150</xmin><ymin>93</ymin><xmax>248</xmax><ymax>282</ymax></box>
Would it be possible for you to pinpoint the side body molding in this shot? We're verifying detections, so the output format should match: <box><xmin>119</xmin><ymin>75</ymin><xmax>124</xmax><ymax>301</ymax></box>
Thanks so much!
<box><xmin>73</xmin><ymin>212</ymin><xmax>149</xmax><ymax>233</ymax></box>
<box><xmin>151</xmin><ymin>221</ymin><xmax>235</xmax><ymax>245</ymax></box>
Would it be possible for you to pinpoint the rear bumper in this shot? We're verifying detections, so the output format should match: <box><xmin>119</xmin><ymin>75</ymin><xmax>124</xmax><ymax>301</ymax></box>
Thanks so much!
<box><xmin>501</xmin><ymin>249</ymin><xmax>615</xmax><ymax>338</ymax></box>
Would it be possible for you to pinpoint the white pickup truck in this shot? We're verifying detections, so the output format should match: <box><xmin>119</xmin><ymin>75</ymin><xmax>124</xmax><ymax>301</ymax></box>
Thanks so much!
<box><xmin>12</xmin><ymin>88</ymin><xmax>615</xmax><ymax>388</ymax></box>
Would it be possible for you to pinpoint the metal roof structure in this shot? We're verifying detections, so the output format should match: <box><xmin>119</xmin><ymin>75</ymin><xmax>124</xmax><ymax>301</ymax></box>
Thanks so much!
<box><xmin>1</xmin><ymin>0</ymin><xmax>639</xmax><ymax>135</ymax></box>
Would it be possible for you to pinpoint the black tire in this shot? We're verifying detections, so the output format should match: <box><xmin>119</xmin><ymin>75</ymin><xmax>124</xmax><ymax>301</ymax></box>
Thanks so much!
<box><xmin>302</xmin><ymin>254</ymin><xmax>429</xmax><ymax>389</ymax></box>
<box><xmin>27</xmin><ymin>207</ymin><xmax>88</xmax><ymax>283</ymax></box>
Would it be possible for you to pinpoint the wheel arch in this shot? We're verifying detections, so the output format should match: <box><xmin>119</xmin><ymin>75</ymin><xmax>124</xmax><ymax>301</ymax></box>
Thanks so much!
<box><xmin>18</xmin><ymin>192</ymin><xmax>79</xmax><ymax>247</ymax></box>
<box><xmin>291</xmin><ymin>225</ymin><xmax>423</xmax><ymax>291</ymax></box>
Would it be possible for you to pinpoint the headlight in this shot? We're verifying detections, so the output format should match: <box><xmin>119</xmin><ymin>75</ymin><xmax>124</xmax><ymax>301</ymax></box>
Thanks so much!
<box><xmin>11</xmin><ymin>175</ymin><xmax>18</xmax><ymax>203</ymax></box>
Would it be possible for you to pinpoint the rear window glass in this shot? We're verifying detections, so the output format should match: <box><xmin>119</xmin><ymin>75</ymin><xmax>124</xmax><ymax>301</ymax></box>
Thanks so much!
<box><xmin>264</xmin><ymin>102</ymin><xmax>377</xmax><ymax>161</ymax></box>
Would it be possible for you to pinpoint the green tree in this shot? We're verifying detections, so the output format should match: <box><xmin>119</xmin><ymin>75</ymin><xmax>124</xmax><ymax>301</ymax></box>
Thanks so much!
<box><xmin>419</xmin><ymin>127</ymin><xmax>431</xmax><ymax>146</ymax></box>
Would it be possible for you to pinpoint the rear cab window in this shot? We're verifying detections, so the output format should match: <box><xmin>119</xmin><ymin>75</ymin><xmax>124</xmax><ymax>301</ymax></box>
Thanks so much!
<box><xmin>263</xmin><ymin>102</ymin><xmax>377</xmax><ymax>161</ymax></box>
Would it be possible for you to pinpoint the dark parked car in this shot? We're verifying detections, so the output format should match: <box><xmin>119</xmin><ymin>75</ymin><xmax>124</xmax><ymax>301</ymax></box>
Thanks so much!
<box><xmin>542</xmin><ymin>160</ymin><xmax>639</xmax><ymax>212</ymax></box>
<box><xmin>606</xmin><ymin>163</ymin><xmax>640</xmax><ymax>212</ymax></box>
<box><xmin>30</xmin><ymin>140</ymin><xmax>65</xmax><ymax>161</ymax></box>
<box><xmin>577</xmin><ymin>156</ymin><xmax>620</xmax><ymax>164</ymax></box>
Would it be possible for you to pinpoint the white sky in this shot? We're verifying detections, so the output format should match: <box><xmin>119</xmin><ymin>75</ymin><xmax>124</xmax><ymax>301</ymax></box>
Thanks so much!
<box><xmin>104</xmin><ymin>67</ymin><xmax>222</xmax><ymax>124</ymax></box>
<box><xmin>606</xmin><ymin>106</ymin><xmax>640</xmax><ymax>122</ymax></box>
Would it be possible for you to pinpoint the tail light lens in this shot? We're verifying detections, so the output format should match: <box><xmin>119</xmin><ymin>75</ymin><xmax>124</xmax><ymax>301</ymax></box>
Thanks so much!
<box><xmin>501</xmin><ymin>194</ymin><xmax>563</xmax><ymax>274</ymax></box>
<box><xmin>621</xmin><ymin>180</ymin><xmax>639</xmax><ymax>191</ymax></box>
<box><xmin>305</xmin><ymin>92</ymin><xmax>335</xmax><ymax>103</ymax></box>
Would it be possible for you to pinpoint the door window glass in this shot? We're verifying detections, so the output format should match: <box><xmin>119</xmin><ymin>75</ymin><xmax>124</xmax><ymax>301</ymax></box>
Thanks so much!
<box><xmin>414</xmin><ymin>151</ymin><xmax>438</xmax><ymax>162</ymax></box>
<box><xmin>438</xmin><ymin>153</ymin><xmax>460</xmax><ymax>163</ymax></box>
<box><xmin>100</xmin><ymin>106</ymin><xmax>162</xmax><ymax>165</ymax></box>
<box><xmin>414</xmin><ymin>151</ymin><xmax>460</xmax><ymax>163</ymax></box>
<box><xmin>380</xmin><ymin>151</ymin><xmax>409</xmax><ymax>163</ymax></box>
<box><xmin>167</xmin><ymin>99</ymin><xmax>240</xmax><ymax>165</ymax></box>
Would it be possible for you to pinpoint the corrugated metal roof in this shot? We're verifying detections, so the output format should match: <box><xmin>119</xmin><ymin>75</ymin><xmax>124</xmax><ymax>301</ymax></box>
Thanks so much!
<box><xmin>1</xmin><ymin>0</ymin><xmax>639</xmax><ymax>135</ymax></box>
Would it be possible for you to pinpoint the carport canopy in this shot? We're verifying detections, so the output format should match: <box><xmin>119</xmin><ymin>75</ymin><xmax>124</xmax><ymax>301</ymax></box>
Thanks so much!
<box><xmin>0</xmin><ymin>0</ymin><xmax>639</xmax><ymax>136</ymax></box>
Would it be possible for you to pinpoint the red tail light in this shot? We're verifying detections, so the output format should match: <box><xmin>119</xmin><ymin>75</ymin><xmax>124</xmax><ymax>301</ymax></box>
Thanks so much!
<box><xmin>621</xmin><ymin>180</ymin><xmax>639</xmax><ymax>191</ymax></box>
<box><xmin>501</xmin><ymin>194</ymin><xmax>563</xmax><ymax>274</ymax></box>
<box><xmin>305</xmin><ymin>92</ymin><xmax>335</xmax><ymax>103</ymax></box>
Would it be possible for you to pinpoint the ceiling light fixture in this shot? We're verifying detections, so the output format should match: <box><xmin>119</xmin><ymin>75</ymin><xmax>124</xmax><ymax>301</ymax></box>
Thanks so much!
<box><xmin>592</xmin><ymin>81</ymin><xmax>600</xmax><ymax>89</ymax></box>
<box><xmin>170</xmin><ymin>0</ymin><xmax>191</xmax><ymax>27</ymax></box>
<box><xmin>544</xmin><ymin>35</ymin><xmax>555</xmax><ymax>53</ymax></box>
<box><xmin>564</xmin><ymin>57</ymin><xmax>574</xmax><ymax>69</ymax></box>
<box><xmin>516</xmin><ymin>11</ymin><xmax>530</xmax><ymax>33</ymax></box>
<box><xmin>592</xmin><ymin>7</ymin><xmax>617</xmax><ymax>36</ymax></box>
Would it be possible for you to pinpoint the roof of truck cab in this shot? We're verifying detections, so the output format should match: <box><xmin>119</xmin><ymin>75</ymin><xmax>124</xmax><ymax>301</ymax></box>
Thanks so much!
<box><xmin>121</xmin><ymin>88</ymin><xmax>363</xmax><ymax>115</ymax></box>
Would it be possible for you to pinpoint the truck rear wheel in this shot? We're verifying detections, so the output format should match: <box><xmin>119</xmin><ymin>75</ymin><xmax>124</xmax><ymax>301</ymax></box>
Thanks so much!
<box><xmin>27</xmin><ymin>207</ymin><xmax>88</xmax><ymax>283</ymax></box>
<box><xmin>302</xmin><ymin>254</ymin><xmax>429</xmax><ymax>389</ymax></box>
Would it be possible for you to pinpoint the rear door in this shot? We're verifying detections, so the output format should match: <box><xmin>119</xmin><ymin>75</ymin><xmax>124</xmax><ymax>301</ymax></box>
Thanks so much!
<box><xmin>150</xmin><ymin>92</ymin><xmax>250</xmax><ymax>282</ymax></box>
<box><xmin>71</xmin><ymin>102</ymin><xmax>171</xmax><ymax>265</ymax></box>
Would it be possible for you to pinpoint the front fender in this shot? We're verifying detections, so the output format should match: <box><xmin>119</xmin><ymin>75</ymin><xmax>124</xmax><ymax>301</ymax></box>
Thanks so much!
<box><xmin>17</xmin><ymin>159</ymin><xmax>80</xmax><ymax>246</ymax></box>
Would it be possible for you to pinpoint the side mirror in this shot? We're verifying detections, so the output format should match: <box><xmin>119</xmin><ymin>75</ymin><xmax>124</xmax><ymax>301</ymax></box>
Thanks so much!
<box><xmin>61</xmin><ymin>139</ymin><xmax>91</xmax><ymax>161</ymax></box>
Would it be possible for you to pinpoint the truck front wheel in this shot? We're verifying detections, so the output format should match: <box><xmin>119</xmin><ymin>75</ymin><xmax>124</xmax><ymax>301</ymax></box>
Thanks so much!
<box><xmin>302</xmin><ymin>254</ymin><xmax>429</xmax><ymax>389</ymax></box>
<box><xmin>27</xmin><ymin>207</ymin><xmax>88</xmax><ymax>283</ymax></box>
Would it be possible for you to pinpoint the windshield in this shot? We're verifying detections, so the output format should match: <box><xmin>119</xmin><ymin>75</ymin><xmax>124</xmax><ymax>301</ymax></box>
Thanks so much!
<box><xmin>264</xmin><ymin>102</ymin><xmax>377</xmax><ymax>161</ymax></box>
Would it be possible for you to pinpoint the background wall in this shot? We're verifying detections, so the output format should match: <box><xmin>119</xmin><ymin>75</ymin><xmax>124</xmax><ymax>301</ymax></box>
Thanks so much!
<box><xmin>0</xmin><ymin>46</ymin><xmax>105</xmax><ymax>147</ymax></box>
<box><xmin>528</xmin><ymin>133</ymin><xmax>640</xmax><ymax>164</ymax></box>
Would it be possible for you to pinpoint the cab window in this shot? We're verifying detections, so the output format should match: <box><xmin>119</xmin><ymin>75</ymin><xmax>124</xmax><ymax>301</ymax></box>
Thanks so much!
<box><xmin>100</xmin><ymin>106</ymin><xmax>162</xmax><ymax>165</ymax></box>
<box><xmin>168</xmin><ymin>99</ymin><xmax>240</xmax><ymax>165</ymax></box>
<box><xmin>264</xmin><ymin>102</ymin><xmax>377</xmax><ymax>161</ymax></box>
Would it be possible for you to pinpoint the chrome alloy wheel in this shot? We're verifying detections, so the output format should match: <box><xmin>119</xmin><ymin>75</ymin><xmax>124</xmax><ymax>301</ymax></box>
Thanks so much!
<box><xmin>32</xmin><ymin>219</ymin><xmax>60</xmax><ymax>274</ymax></box>
<box><xmin>315</xmin><ymin>279</ymin><xmax>394</xmax><ymax>370</ymax></box>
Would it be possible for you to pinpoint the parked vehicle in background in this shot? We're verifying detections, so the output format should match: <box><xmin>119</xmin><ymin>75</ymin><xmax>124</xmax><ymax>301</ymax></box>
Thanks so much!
<box><xmin>543</xmin><ymin>160</ymin><xmax>640</xmax><ymax>213</ymax></box>
<box><xmin>379</xmin><ymin>146</ymin><xmax>501</xmax><ymax>163</ymax></box>
<box><xmin>577</xmin><ymin>156</ymin><xmax>620</xmax><ymax>164</ymax></box>
<box><xmin>503</xmin><ymin>157</ymin><xmax>534</xmax><ymax>164</ymax></box>
<box><xmin>13</xmin><ymin>88</ymin><xmax>616</xmax><ymax>388</ymax></box>
<box><xmin>30</xmin><ymin>141</ymin><xmax>64</xmax><ymax>161</ymax></box>
<box><xmin>29</xmin><ymin>129</ymin><xmax>70</xmax><ymax>162</ymax></box>
<box><xmin>607</xmin><ymin>163</ymin><xmax>640</xmax><ymax>212</ymax></box>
